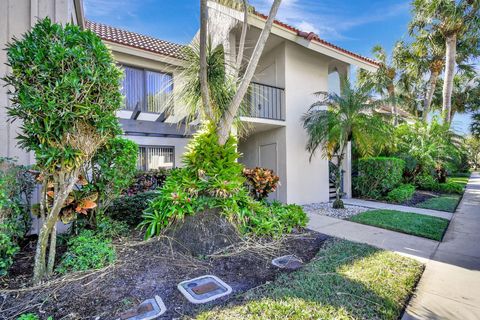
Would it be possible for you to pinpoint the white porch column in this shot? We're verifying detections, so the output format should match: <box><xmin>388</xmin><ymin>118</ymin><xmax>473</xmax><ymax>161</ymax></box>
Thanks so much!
<box><xmin>342</xmin><ymin>141</ymin><xmax>352</xmax><ymax>198</ymax></box>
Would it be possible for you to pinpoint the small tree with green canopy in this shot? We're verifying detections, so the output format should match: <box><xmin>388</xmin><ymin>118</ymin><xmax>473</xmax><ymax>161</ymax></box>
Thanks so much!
<box><xmin>302</xmin><ymin>78</ymin><xmax>392</xmax><ymax>208</ymax></box>
<box><xmin>4</xmin><ymin>18</ymin><xmax>123</xmax><ymax>284</ymax></box>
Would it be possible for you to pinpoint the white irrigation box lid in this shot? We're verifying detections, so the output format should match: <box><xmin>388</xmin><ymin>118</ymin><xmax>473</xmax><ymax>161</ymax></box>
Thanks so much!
<box><xmin>177</xmin><ymin>275</ymin><xmax>232</xmax><ymax>304</ymax></box>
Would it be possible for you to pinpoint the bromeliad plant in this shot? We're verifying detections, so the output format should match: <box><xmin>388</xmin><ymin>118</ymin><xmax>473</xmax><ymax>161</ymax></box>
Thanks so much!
<box><xmin>4</xmin><ymin>18</ymin><xmax>123</xmax><ymax>284</ymax></box>
<box><xmin>302</xmin><ymin>77</ymin><xmax>392</xmax><ymax>208</ymax></box>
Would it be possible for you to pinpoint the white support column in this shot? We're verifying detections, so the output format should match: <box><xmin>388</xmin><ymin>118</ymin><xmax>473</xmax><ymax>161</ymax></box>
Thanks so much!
<box><xmin>342</xmin><ymin>141</ymin><xmax>352</xmax><ymax>198</ymax></box>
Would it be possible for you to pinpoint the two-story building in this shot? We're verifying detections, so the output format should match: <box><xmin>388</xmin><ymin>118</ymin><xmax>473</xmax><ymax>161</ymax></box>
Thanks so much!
<box><xmin>0</xmin><ymin>0</ymin><xmax>379</xmax><ymax>205</ymax></box>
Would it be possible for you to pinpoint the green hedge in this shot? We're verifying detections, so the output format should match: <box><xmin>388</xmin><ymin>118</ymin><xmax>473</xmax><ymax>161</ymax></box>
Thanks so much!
<box><xmin>386</xmin><ymin>184</ymin><xmax>416</xmax><ymax>203</ymax></box>
<box><xmin>106</xmin><ymin>191</ymin><xmax>158</xmax><ymax>227</ymax></box>
<box><xmin>355</xmin><ymin>157</ymin><xmax>405</xmax><ymax>199</ymax></box>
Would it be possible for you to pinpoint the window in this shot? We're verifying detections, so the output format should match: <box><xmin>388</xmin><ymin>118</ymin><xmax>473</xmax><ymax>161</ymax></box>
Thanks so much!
<box><xmin>137</xmin><ymin>146</ymin><xmax>175</xmax><ymax>171</ymax></box>
<box><xmin>121</xmin><ymin>65</ymin><xmax>173</xmax><ymax>113</ymax></box>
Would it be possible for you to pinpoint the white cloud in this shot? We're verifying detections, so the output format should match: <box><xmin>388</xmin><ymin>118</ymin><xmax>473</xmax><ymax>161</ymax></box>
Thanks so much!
<box><xmin>297</xmin><ymin>21</ymin><xmax>319</xmax><ymax>35</ymax></box>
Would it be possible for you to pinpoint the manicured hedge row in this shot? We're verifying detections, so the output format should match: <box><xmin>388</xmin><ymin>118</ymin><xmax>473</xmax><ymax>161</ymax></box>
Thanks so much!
<box><xmin>355</xmin><ymin>157</ymin><xmax>405</xmax><ymax>199</ymax></box>
<box><xmin>386</xmin><ymin>184</ymin><xmax>416</xmax><ymax>203</ymax></box>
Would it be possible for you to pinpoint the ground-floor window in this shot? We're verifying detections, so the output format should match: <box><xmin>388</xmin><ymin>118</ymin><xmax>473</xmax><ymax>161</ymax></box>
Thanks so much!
<box><xmin>137</xmin><ymin>146</ymin><xmax>175</xmax><ymax>171</ymax></box>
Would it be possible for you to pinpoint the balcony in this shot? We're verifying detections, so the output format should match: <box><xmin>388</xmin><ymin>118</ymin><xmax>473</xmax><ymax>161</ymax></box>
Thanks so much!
<box><xmin>242</xmin><ymin>82</ymin><xmax>285</xmax><ymax>121</ymax></box>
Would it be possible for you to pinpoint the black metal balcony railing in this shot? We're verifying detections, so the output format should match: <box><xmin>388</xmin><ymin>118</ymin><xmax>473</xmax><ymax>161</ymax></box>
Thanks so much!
<box><xmin>242</xmin><ymin>82</ymin><xmax>285</xmax><ymax>121</ymax></box>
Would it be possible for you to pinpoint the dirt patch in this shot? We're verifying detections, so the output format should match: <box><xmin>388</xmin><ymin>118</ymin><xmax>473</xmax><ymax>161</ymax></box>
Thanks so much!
<box><xmin>0</xmin><ymin>230</ymin><xmax>328</xmax><ymax>319</ymax></box>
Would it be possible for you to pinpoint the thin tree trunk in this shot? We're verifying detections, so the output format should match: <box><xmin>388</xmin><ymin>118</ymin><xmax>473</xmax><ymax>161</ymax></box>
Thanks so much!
<box><xmin>47</xmin><ymin>223</ymin><xmax>57</xmax><ymax>275</ymax></box>
<box><xmin>423</xmin><ymin>69</ymin><xmax>440</xmax><ymax>122</ymax></box>
<box><xmin>199</xmin><ymin>0</ymin><xmax>212</xmax><ymax>120</ymax></box>
<box><xmin>388</xmin><ymin>85</ymin><xmax>398</xmax><ymax>126</ymax></box>
<box><xmin>217</xmin><ymin>0</ymin><xmax>282</xmax><ymax>145</ymax></box>
<box><xmin>235</xmin><ymin>0</ymin><xmax>249</xmax><ymax>75</ymax></box>
<box><xmin>442</xmin><ymin>33</ymin><xmax>457</xmax><ymax>125</ymax></box>
<box><xmin>332</xmin><ymin>143</ymin><xmax>346</xmax><ymax>209</ymax></box>
<box><xmin>32</xmin><ymin>171</ymin><xmax>79</xmax><ymax>284</ymax></box>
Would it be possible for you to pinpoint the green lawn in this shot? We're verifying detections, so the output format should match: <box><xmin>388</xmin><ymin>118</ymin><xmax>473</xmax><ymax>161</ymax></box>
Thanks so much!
<box><xmin>447</xmin><ymin>176</ymin><xmax>469</xmax><ymax>187</ymax></box>
<box><xmin>415</xmin><ymin>194</ymin><xmax>461</xmax><ymax>213</ymax></box>
<box><xmin>349</xmin><ymin>210</ymin><xmax>449</xmax><ymax>241</ymax></box>
<box><xmin>196</xmin><ymin>239</ymin><xmax>423</xmax><ymax>320</ymax></box>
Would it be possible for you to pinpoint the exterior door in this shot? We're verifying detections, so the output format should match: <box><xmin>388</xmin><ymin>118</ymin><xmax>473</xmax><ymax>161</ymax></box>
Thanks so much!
<box><xmin>259</xmin><ymin>143</ymin><xmax>278</xmax><ymax>201</ymax></box>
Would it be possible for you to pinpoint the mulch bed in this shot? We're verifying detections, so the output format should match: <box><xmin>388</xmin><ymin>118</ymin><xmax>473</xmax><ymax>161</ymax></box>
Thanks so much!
<box><xmin>401</xmin><ymin>190</ymin><xmax>438</xmax><ymax>207</ymax></box>
<box><xmin>0</xmin><ymin>230</ymin><xmax>328</xmax><ymax>320</ymax></box>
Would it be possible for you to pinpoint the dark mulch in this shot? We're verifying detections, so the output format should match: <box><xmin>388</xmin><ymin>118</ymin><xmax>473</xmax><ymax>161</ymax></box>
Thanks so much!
<box><xmin>0</xmin><ymin>230</ymin><xmax>329</xmax><ymax>320</ymax></box>
<box><xmin>401</xmin><ymin>190</ymin><xmax>438</xmax><ymax>207</ymax></box>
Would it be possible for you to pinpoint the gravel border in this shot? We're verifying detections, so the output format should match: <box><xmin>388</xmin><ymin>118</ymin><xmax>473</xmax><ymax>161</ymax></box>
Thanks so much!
<box><xmin>303</xmin><ymin>202</ymin><xmax>369</xmax><ymax>220</ymax></box>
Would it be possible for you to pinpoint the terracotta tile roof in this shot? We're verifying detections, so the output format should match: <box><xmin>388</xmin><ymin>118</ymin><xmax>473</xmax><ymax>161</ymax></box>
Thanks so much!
<box><xmin>86</xmin><ymin>20</ymin><xmax>186</xmax><ymax>60</ymax></box>
<box><xmin>253</xmin><ymin>12</ymin><xmax>379</xmax><ymax>67</ymax></box>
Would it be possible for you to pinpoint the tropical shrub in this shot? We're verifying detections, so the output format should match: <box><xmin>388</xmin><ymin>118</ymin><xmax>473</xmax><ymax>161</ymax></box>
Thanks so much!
<box><xmin>125</xmin><ymin>169</ymin><xmax>171</xmax><ymax>196</ymax></box>
<box><xmin>243</xmin><ymin>167</ymin><xmax>280</xmax><ymax>200</ymax></box>
<box><xmin>140</xmin><ymin>125</ymin><xmax>307</xmax><ymax>239</ymax></box>
<box><xmin>94</xmin><ymin>215</ymin><xmax>130</xmax><ymax>239</ymax></box>
<box><xmin>394</xmin><ymin>119</ymin><xmax>464</xmax><ymax>181</ymax></box>
<box><xmin>0</xmin><ymin>158</ymin><xmax>36</xmax><ymax>275</ymax></box>
<box><xmin>386</xmin><ymin>184</ymin><xmax>416</xmax><ymax>203</ymax></box>
<box><xmin>106</xmin><ymin>191</ymin><xmax>158</xmax><ymax>227</ymax></box>
<box><xmin>57</xmin><ymin>230</ymin><xmax>116</xmax><ymax>273</ymax></box>
<box><xmin>85</xmin><ymin>138</ymin><xmax>138</xmax><ymax>213</ymax></box>
<box><xmin>4</xmin><ymin>17</ymin><xmax>124</xmax><ymax>283</ymax></box>
<box><xmin>355</xmin><ymin>157</ymin><xmax>405</xmax><ymax>199</ymax></box>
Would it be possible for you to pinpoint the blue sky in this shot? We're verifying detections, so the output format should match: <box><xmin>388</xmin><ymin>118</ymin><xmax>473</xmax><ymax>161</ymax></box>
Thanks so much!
<box><xmin>84</xmin><ymin>0</ymin><xmax>472</xmax><ymax>134</ymax></box>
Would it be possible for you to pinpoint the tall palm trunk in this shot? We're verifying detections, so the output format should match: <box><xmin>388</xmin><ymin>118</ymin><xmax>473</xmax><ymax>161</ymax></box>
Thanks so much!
<box><xmin>387</xmin><ymin>84</ymin><xmax>398</xmax><ymax>126</ymax></box>
<box><xmin>442</xmin><ymin>33</ymin><xmax>457</xmax><ymax>125</ymax></box>
<box><xmin>423</xmin><ymin>67</ymin><xmax>440</xmax><ymax>122</ymax></box>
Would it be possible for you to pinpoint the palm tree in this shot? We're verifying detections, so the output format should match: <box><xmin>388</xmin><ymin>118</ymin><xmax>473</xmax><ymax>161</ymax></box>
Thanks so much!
<box><xmin>302</xmin><ymin>78</ymin><xmax>391</xmax><ymax>209</ymax></box>
<box><xmin>471</xmin><ymin>113</ymin><xmax>480</xmax><ymax>138</ymax></box>
<box><xmin>358</xmin><ymin>43</ymin><xmax>407</xmax><ymax>126</ymax></box>
<box><xmin>410</xmin><ymin>0</ymin><xmax>480</xmax><ymax>124</ymax></box>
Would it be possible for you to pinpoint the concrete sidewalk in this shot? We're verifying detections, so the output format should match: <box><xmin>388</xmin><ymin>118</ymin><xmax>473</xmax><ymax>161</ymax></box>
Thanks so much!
<box><xmin>343</xmin><ymin>198</ymin><xmax>453</xmax><ymax>220</ymax></box>
<box><xmin>307</xmin><ymin>213</ymin><xmax>439</xmax><ymax>262</ymax></box>
<box><xmin>403</xmin><ymin>173</ymin><xmax>480</xmax><ymax>320</ymax></box>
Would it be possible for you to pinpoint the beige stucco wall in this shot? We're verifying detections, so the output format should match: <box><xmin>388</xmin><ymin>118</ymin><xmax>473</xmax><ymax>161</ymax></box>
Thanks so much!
<box><xmin>284</xmin><ymin>42</ymin><xmax>331</xmax><ymax>204</ymax></box>
<box><xmin>0</xmin><ymin>0</ymin><xmax>81</xmax><ymax>165</ymax></box>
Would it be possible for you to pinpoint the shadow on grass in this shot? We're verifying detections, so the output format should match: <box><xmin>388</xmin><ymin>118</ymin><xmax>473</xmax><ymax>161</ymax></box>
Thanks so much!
<box><xmin>189</xmin><ymin>239</ymin><xmax>424</xmax><ymax>320</ymax></box>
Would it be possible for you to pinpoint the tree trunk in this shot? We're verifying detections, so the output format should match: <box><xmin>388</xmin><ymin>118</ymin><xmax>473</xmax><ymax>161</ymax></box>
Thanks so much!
<box><xmin>235</xmin><ymin>0</ymin><xmax>249</xmax><ymax>75</ymax></box>
<box><xmin>32</xmin><ymin>171</ymin><xmax>79</xmax><ymax>284</ymax></box>
<box><xmin>47</xmin><ymin>223</ymin><xmax>57</xmax><ymax>275</ymax></box>
<box><xmin>217</xmin><ymin>0</ymin><xmax>282</xmax><ymax>145</ymax></box>
<box><xmin>388</xmin><ymin>85</ymin><xmax>398</xmax><ymax>126</ymax></box>
<box><xmin>423</xmin><ymin>68</ymin><xmax>440</xmax><ymax>122</ymax></box>
<box><xmin>199</xmin><ymin>0</ymin><xmax>212</xmax><ymax>120</ymax></box>
<box><xmin>442</xmin><ymin>33</ymin><xmax>457</xmax><ymax>125</ymax></box>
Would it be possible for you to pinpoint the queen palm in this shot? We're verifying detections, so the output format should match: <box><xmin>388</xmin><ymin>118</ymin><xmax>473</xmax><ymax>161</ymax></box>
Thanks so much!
<box><xmin>410</xmin><ymin>0</ymin><xmax>480</xmax><ymax>124</ymax></box>
<box><xmin>302</xmin><ymin>78</ymin><xmax>391</xmax><ymax>209</ymax></box>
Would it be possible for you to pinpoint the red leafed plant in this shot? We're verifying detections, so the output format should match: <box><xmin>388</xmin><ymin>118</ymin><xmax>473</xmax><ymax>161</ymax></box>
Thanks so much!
<box><xmin>243</xmin><ymin>167</ymin><xmax>280</xmax><ymax>200</ymax></box>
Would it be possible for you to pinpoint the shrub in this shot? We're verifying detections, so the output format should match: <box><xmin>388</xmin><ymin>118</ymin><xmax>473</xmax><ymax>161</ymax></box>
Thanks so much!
<box><xmin>17</xmin><ymin>314</ymin><xmax>53</xmax><ymax>320</ymax></box>
<box><xmin>4</xmin><ymin>17</ymin><xmax>124</xmax><ymax>282</ymax></box>
<box><xmin>386</xmin><ymin>184</ymin><xmax>416</xmax><ymax>203</ymax></box>
<box><xmin>0</xmin><ymin>158</ymin><xmax>36</xmax><ymax>275</ymax></box>
<box><xmin>243</xmin><ymin>167</ymin><xmax>280</xmax><ymax>200</ymax></box>
<box><xmin>414</xmin><ymin>174</ymin><xmax>438</xmax><ymax>191</ymax></box>
<box><xmin>436</xmin><ymin>182</ymin><xmax>464</xmax><ymax>195</ymax></box>
<box><xmin>95</xmin><ymin>215</ymin><xmax>130</xmax><ymax>239</ymax></box>
<box><xmin>87</xmin><ymin>137</ymin><xmax>139</xmax><ymax>212</ymax></box>
<box><xmin>355</xmin><ymin>157</ymin><xmax>405</xmax><ymax>199</ymax></box>
<box><xmin>106</xmin><ymin>191</ymin><xmax>158</xmax><ymax>227</ymax></box>
<box><xmin>57</xmin><ymin>230</ymin><xmax>116</xmax><ymax>273</ymax></box>
<box><xmin>140</xmin><ymin>125</ymin><xmax>307</xmax><ymax>239</ymax></box>
<box><xmin>125</xmin><ymin>169</ymin><xmax>171</xmax><ymax>196</ymax></box>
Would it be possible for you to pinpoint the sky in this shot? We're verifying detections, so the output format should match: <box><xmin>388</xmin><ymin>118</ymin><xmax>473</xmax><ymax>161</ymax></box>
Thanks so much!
<box><xmin>83</xmin><ymin>0</ymin><xmax>473</xmax><ymax>134</ymax></box>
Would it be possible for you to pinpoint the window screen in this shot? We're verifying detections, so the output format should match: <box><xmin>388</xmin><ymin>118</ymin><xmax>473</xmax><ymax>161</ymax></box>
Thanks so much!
<box><xmin>137</xmin><ymin>146</ymin><xmax>175</xmax><ymax>171</ymax></box>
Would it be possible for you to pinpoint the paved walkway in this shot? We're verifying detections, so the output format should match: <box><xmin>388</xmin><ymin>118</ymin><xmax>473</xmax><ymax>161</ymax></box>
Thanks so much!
<box><xmin>343</xmin><ymin>198</ymin><xmax>453</xmax><ymax>220</ymax></box>
<box><xmin>307</xmin><ymin>214</ymin><xmax>439</xmax><ymax>262</ymax></box>
<box><xmin>403</xmin><ymin>173</ymin><xmax>480</xmax><ymax>320</ymax></box>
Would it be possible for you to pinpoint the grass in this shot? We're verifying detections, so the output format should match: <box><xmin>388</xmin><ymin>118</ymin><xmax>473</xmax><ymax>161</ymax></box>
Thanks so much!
<box><xmin>349</xmin><ymin>210</ymin><xmax>449</xmax><ymax>241</ymax></box>
<box><xmin>447</xmin><ymin>176</ymin><xmax>469</xmax><ymax>187</ymax></box>
<box><xmin>415</xmin><ymin>194</ymin><xmax>461</xmax><ymax>213</ymax></box>
<box><xmin>196</xmin><ymin>239</ymin><xmax>424</xmax><ymax>320</ymax></box>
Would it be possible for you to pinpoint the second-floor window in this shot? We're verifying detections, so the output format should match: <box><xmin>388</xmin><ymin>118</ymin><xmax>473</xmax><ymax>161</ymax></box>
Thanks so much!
<box><xmin>122</xmin><ymin>65</ymin><xmax>173</xmax><ymax>113</ymax></box>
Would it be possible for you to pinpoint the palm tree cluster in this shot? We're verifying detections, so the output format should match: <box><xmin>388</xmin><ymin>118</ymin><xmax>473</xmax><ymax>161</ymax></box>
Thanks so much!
<box><xmin>360</xmin><ymin>0</ymin><xmax>479</xmax><ymax>127</ymax></box>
